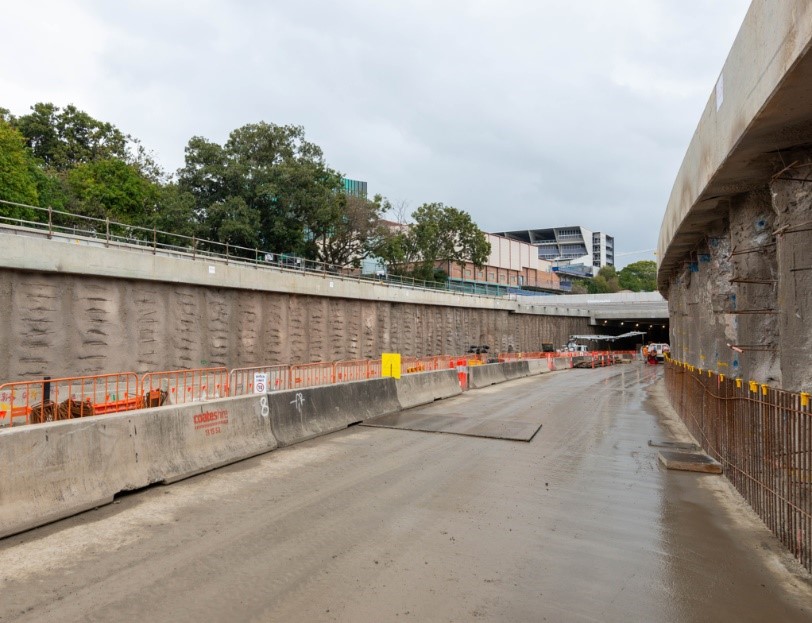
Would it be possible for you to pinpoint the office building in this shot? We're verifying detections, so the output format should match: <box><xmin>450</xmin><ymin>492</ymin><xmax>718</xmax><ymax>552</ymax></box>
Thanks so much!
<box><xmin>493</xmin><ymin>226</ymin><xmax>614</xmax><ymax>276</ymax></box>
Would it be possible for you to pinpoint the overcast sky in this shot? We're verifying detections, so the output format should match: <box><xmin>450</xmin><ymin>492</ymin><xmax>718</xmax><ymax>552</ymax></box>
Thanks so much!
<box><xmin>1</xmin><ymin>0</ymin><xmax>751</xmax><ymax>266</ymax></box>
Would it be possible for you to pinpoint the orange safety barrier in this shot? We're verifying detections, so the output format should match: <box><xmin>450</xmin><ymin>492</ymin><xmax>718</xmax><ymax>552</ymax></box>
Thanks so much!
<box><xmin>335</xmin><ymin>359</ymin><xmax>380</xmax><ymax>383</ymax></box>
<box><xmin>140</xmin><ymin>367</ymin><xmax>229</xmax><ymax>405</ymax></box>
<box><xmin>290</xmin><ymin>362</ymin><xmax>335</xmax><ymax>388</ymax></box>
<box><xmin>230</xmin><ymin>364</ymin><xmax>290</xmax><ymax>396</ymax></box>
<box><xmin>0</xmin><ymin>372</ymin><xmax>140</xmax><ymax>428</ymax></box>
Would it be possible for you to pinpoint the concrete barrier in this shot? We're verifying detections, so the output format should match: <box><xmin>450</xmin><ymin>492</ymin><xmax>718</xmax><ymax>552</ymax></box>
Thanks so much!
<box><xmin>0</xmin><ymin>394</ymin><xmax>276</xmax><ymax>539</ymax></box>
<box><xmin>138</xmin><ymin>396</ymin><xmax>278</xmax><ymax>484</ymax></box>
<box><xmin>268</xmin><ymin>378</ymin><xmax>400</xmax><ymax>447</ymax></box>
<box><xmin>549</xmin><ymin>357</ymin><xmax>573</xmax><ymax>371</ymax></box>
<box><xmin>526</xmin><ymin>359</ymin><xmax>552</xmax><ymax>375</ymax></box>
<box><xmin>395</xmin><ymin>370</ymin><xmax>462</xmax><ymax>410</ymax></box>
<box><xmin>1</xmin><ymin>357</ymin><xmax>599</xmax><ymax>539</ymax></box>
<box><xmin>467</xmin><ymin>363</ymin><xmax>509</xmax><ymax>389</ymax></box>
<box><xmin>502</xmin><ymin>361</ymin><xmax>530</xmax><ymax>380</ymax></box>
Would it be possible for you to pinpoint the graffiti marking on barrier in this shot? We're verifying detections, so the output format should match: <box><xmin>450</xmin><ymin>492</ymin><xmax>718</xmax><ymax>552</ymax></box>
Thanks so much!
<box><xmin>260</xmin><ymin>396</ymin><xmax>269</xmax><ymax>419</ymax></box>
<box><xmin>290</xmin><ymin>392</ymin><xmax>305</xmax><ymax>415</ymax></box>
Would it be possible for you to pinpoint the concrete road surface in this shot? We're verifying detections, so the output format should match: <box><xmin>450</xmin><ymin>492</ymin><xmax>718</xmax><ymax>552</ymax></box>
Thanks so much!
<box><xmin>1</xmin><ymin>365</ymin><xmax>810</xmax><ymax>622</ymax></box>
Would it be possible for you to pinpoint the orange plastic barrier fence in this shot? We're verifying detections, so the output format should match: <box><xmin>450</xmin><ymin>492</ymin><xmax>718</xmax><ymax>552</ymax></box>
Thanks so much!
<box><xmin>0</xmin><ymin>372</ymin><xmax>139</xmax><ymax>428</ymax></box>
<box><xmin>335</xmin><ymin>359</ymin><xmax>380</xmax><ymax>383</ymax></box>
<box><xmin>290</xmin><ymin>362</ymin><xmax>335</xmax><ymax>388</ymax></box>
<box><xmin>0</xmin><ymin>350</ymin><xmax>640</xmax><ymax>428</ymax></box>
<box><xmin>230</xmin><ymin>364</ymin><xmax>290</xmax><ymax>396</ymax></box>
<box><xmin>140</xmin><ymin>367</ymin><xmax>229</xmax><ymax>405</ymax></box>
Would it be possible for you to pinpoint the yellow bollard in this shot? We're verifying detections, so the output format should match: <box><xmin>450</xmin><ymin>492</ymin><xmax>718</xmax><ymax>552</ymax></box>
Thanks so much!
<box><xmin>749</xmin><ymin>380</ymin><xmax>758</xmax><ymax>393</ymax></box>
<box><xmin>801</xmin><ymin>393</ymin><xmax>810</xmax><ymax>407</ymax></box>
<box><xmin>761</xmin><ymin>384</ymin><xmax>768</xmax><ymax>396</ymax></box>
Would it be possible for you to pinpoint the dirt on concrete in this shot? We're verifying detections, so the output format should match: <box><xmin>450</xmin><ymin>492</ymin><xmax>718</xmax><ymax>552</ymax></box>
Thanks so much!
<box><xmin>0</xmin><ymin>365</ymin><xmax>810</xmax><ymax>622</ymax></box>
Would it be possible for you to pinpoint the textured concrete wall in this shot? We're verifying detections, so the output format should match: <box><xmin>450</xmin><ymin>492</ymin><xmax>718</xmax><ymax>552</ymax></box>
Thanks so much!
<box><xmin>0</xmin><ymin>270</ymin><xmax>591</xmax><ymax>381</ymax></box>
<box><xmin>771</xmin><ymin>170</ymin><xmax>812</xmax><ymax>391</ymax></box>
<box><xmin>666</xmin><ymin>174</ymin><xmax>812</xmax><ymax>392</ymax></box>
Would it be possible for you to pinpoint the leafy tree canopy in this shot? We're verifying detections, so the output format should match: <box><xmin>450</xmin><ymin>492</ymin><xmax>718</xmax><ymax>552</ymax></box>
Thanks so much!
<box><xmin>10</xmin><ymin>103</ymin><xmax>130</xmax><ymax>171</ymax></box>
<box><xmin>0</xmin><ymin>120</ymin><xmax>39</xmax><ymax>213</ymax></box>
<box><xmin>618</xmin><ymin>260</ymin><xmax>657</xmax><ymax>292</ymax></box>
<box><xmin>178</xmin><ymin>122</ymin><xmax>346</xmax><ymax>257</ymax></box>
<box><xmin>376</xmin><ymin>202</ymin><xmax>491</xmax><ymax>282</ymax></box>
<box><xmin>66</xmin><ymin>158</ymin><xmax>158</xmax><ymax>222</ymax></box>
<box><xmin>586</xmin><ymin>265</ymin><xmax>621</xmax><ymax>294</ymax></box>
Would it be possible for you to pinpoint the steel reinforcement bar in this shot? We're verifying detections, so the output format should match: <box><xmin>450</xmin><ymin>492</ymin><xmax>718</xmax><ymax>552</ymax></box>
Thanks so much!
<box><xmin>665</xmin><ymin>360</ymin><xmax>811</xmax><ymax>573</ymax></box>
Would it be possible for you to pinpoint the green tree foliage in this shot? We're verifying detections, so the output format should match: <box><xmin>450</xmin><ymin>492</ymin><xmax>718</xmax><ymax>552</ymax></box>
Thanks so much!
<box><xmin>377</xmin><ymin>202</ymin><xmax>491</xmax><ymax>282</ymax></box>
<box><xmin>0</xmin><ymin>120</ymin><xmax>39</xmax><ymax>215</ymax></box>
<box><xmin>313</xmin><ymin>193</ymin><xmax>390</xmax><ymax>268</ymax></box>
<box><xmin>66</xmin><ymin>158</ymin><xmax>158</xmax><ymax>222</ymax></box>
<box><xmin>586</xmin><ymin>265</ymin><xmax>621</xmax><ymax>293</ymax></box>
<box><xmin>178</xmin><ymin>122</ymin><xmax>346</xmax><ymax>257</ymax></box>
<box><xmin>618</xmin><ymin>260</ymin><xmax>657</xmax><ymax>292</ymax></box>
<box><xmin>11</xmin><ymin>103</ymin><xmax>130</xmax><ymax>171</ymax></box>
<box><xmin>3</xmin><ymin>103</ymin><xmax>162</xmax><ymax>225</ymax></box>
<box><xmin>152</xmin><ymin>184</ymin><xmax>199</xmax><ymax>240</ymax></box>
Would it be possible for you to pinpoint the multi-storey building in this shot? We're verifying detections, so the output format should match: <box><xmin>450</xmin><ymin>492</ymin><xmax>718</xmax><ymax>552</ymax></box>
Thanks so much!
<box><xmin>492</xmin><ymin>226</ymin><xmax>614</xmax><ymax>276</ymax></box>
<box><xmin>342</xmin><ymin>178</ymin><xmax>368</xmax><ymax>198</ymax></box>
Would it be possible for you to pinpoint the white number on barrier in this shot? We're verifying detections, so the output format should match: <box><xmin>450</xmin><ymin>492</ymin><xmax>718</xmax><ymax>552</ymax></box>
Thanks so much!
<box><xmin>260</xmin><ymin>396</ymin><xmax>269</xmax><ymax>418</ymax></box>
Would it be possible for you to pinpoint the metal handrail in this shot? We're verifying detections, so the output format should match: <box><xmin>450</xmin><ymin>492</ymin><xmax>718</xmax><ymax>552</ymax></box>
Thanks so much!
<box><xmin>0</xmin><ymin>199</ymin><xmax>523</xmax><ymax>300</ymax></box>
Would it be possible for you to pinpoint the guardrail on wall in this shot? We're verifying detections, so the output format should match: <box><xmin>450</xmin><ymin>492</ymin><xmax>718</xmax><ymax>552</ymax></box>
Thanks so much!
<box><xmin>665</xmin><ymin>360</ymin><xmax>811</xmax><ymax>573</ymax></box>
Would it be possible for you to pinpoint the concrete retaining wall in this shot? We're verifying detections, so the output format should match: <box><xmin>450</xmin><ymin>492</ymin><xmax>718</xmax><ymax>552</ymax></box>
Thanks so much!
<box><xmin>268</xmin><ymin>379</ymin><xmax>400</xmax><ymax>447</ymax></box>
<box><xmin>0</xmin><ymin>394</ymin><xmax>275</xmax><ymax>539</ymax></box>
<box><xmin>394</xmin><ymin>370</ymin><xmax>462</xmax><ymax>410</ymax></box>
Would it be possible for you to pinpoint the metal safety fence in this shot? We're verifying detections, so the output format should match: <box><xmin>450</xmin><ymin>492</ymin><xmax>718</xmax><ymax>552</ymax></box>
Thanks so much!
<box><xmin>0</xmin><ymin>373</ymin><xmax>140</xmax><ymax>427</ymax></box>
<box><xmin>0</xmin><ymin>350</ymin><xmax>638</xmax><ymax>430</ymax></box>
<box><xmin>141</xmin><ymin>367</ymin><xmax>230</xmax><ymax>405</ymax></box>
<box><xmin>665</xmin><ymin>361</ymin><xmax>811</xmax><ymax>573</ymax></box>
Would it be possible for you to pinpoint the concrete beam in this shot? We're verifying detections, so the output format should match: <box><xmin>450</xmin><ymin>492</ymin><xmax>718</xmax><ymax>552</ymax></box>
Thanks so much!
<box><xmin>658</xmin><ymin>1</ymin><xmax>812</xmax><ymax>293</ymax></box>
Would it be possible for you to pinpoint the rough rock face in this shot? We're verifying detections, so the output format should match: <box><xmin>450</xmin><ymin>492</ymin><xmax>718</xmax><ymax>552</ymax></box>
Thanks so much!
<box><xmin>666</xmin><ymin>170</ymin><xmax>812</xmax><ymax>392</ymax></box>
<box><xmin>0</xmin><ymin>272</ymin><xmax>591</xmax><ymax>381</ymax></box>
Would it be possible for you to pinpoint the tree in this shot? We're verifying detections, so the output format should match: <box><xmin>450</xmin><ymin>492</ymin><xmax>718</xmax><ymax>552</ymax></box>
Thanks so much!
<box><xmin>12</xmin><ymin>103</ymin><xmax>130</xmax><ymax>171</ymax></box>
<box><xmin>178</xmin><ymin>122</ymin><xmax>344</xmax><ymax>257</ymax></box>
<box><xmin>619</xmin><ymin>260</ymin><xmax>657</xmax><ymax>292</ymax></box>
<box><xmin>66</xmin><ymin>158</ymin><xmax>158</xmax><ymax>223</ymax></box>
<box><xmin>0</xmin><ymin>120</ymin><xmax>40</xmax><ymax>219</ymax></box>
<box><xmin>376</xmin><ymin>202</ymin><xmax>491</xmax><ymax>282</ymax></box>
<box><xmin>312</xmin><ymin>193</ymin><xmax>389</xmax><ymax>268</ymax></box>
<box><xmin>587</xmin><ymin>265</ymin><xmax>621</xmax><ymax>293</ymax></box>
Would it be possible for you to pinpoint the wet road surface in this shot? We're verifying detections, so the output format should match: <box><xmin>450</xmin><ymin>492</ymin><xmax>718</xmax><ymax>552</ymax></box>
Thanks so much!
<box><xmin>1</xmin><ymin>365</ymin><xmax>810</xmax><ymax>622</ymax></box>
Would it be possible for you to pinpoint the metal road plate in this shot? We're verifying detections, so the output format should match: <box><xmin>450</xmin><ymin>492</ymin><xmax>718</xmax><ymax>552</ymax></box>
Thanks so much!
<box><xmin>362</xmin><ymin>412</ymin><xmax>542</xmax><ymax>441</ymax></box>
<box><xmin>657</xmin><ymin>451</ymin><xmax>723</xmax><ymax>474</ymax></box>
<box><xmin>648</xmin><ymin>440</ymin><xmax>700</xmax><ymax>451</ymax></box>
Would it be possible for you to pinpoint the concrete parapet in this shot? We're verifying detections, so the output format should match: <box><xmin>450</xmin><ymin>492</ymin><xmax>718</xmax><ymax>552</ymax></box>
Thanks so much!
<box><xmin>268</xmin><ymin>379</ymin><xmax>400</xmax><ymax>447</ymax></box>
<box><xmin>467</xmin><ymin>363</ymin><xmax>509</xmax><ymax>389</ymax></box>
<box><xmin>394</xmin><ymin>370</ymin><xmax>462</xmax><ymax>410</ymax></box>
<box><xmin>0</xmin><ymin>394</ymin><xmax>276</xmax><ymax>539</ymax></box>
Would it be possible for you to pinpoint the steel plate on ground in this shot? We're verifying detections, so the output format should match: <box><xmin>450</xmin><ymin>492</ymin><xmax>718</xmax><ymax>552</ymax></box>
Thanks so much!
<box><xmin>362</xmin><ymin>411</ymin><xmax>542</xmax><ymax>441</ymax></box>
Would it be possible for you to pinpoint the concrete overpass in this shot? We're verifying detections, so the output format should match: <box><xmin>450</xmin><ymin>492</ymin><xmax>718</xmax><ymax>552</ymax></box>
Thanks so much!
<box><xmin>657</xmin><ymin>0</ymin><xmax>812</xmax><ymax>391</ymax></box>
<box><xmin>516</xmin><ymin>292</ymin><xmax>669</xmax><ymax>343</ymax></box>
<box><xmin>657</xmin><ymin>0</ymin><xmax>812</xmax><ymax>577</ymax></box>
